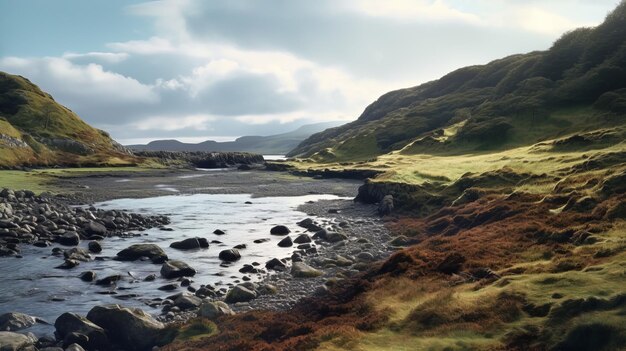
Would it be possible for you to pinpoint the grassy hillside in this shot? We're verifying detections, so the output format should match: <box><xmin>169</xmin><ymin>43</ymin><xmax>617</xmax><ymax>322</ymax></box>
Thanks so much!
<box><xmin>289</xmin><ymin>1</ymin><xmax>626</xmax><ymax>162</ymax></box>
<box><xmin>164</xmin><ymin>3</ymin><xmax>626</xmax><ymax>351</ymax></box>
<box><xmin>0</xmin><ymin>71</ymin><xmax>138</xmax><ymax>168</ymax></box>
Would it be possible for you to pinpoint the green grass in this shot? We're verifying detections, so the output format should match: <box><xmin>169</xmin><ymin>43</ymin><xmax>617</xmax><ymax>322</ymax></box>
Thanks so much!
<box><xmin>174</xmin><ymin>319</ymin><xmax>218</xmax><ymax>341</ymax></box>
<box><xmin>0</xmin><ymin>167</ymin><xmax>155</xmax><ymax>194</ymax></box>
<box><xmin>0</xmin><ymin>171</ymin><xmax>55</xmax><ymax>193</ymax></box>
<box><xmin>317</xmin><ymin>328</ymin><xmax>500</xmax><ymax>351</ymax></box>
<box><xmin>0</xmin><ymin>118</ymin><xmax>22</xmax><ymax>139</ymax></box>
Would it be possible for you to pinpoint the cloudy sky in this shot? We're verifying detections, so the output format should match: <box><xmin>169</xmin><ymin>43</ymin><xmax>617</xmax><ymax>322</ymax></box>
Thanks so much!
<box><xmin>0</xmin><ymin>0</ymin><xmax>619</xmax><ymax>144</ymax></box>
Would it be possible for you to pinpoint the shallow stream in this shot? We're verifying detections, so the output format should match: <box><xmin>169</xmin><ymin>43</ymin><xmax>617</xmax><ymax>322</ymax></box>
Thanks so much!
<box><xmin>0</xmin><ymin>193</ymin><xmax>344</xmax><ymax>335</ymax></box>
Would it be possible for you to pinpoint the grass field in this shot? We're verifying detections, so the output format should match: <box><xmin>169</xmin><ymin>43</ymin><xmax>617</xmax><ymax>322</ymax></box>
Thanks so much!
<box><xmin>0</xmin><ymin>167</ymin><xmax>153</xmax><ymax>194</ymax></box>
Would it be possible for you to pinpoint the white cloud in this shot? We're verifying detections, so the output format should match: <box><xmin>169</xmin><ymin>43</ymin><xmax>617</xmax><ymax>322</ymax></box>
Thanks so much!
<box><xmin>62</xmin><ymin>52</ymin><xmax>129</xmax><ymax>63</ymax></box>
<box><xmin>132</xmin><ymin>114</ymin><xmax>215</xmax><ymax>131</ymax></box>
<box><xmin>1</xmin><ymin>0</ymin><xmax>615</xmax><ymax>143</ymax></box>
<box><xmin>509</xmin><ymin>6</ymin><xmax>591</xmax><ymax>36</ymax></box>
<box><xmin>0</xmin><ymin>56</ymin><xmax>158</xmax><ymax>105</ymax></box>
<box><xmin>107</xmin><ymin>36</ymin><xmax>176</xmax><ymax>55</ymax></box>
<box><xmin>344</xmin><ymin>0</ymin><xmax>482</xmax><ymax>24</ymax></box>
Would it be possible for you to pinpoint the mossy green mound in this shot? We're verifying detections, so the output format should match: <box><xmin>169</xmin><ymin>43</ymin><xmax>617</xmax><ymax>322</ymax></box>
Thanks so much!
<box><xmin>0</xmin><ymin>71</ymin><xmax>138</xmax><ymax>168</ymax></box>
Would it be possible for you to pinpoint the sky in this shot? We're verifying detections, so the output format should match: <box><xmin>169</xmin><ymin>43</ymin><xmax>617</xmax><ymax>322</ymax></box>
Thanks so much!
<box><xmin>0</xmin><ymin>0</ymin><xmax>620</xmax><ymax>144</ymax></box>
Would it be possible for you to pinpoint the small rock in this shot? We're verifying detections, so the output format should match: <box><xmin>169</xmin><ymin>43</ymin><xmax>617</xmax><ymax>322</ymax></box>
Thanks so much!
<box><xmin>0</xmin><ymin>312</ymin><xmax>37</xmax><ymax>331</ymax></box>
<box><xmin>356</xmin><ymin>252</ymin><xmax>375</xmax><ymax>262</ymax></box>
<box><xmin>116</xmin><ymin>244</ymin><xmax>167</xmax><ymax>263</ymax></box>
<box><xmin>378</xmin><ymin>195</ymin><xmax>394</xmax><ymax>215</ymax></box>
<box><xmin>86</xmin><ymin>304</ymin><xmax>167</xmax><ymax>351</ymax></box>
<box><xmin>197</xmin><ymin>301</ymin><xmax>234</xmax><ymax>319</ymax></box>
<box><xmin>95</xmin><ymin>275</ymin><xmax>121</xmax><ymax>286</ymax></box>
<box><xmin>170</xmin><ymin>238</ymin><xmax>204</xmax><ymax>250</ymax></box>
<box><xmin>55</xmin><ymin>259</ymin><xmax>80</xmax><ymax>270</ymax></box>
<box><xmin>0</xmin><ymin>331</ymin><xmax>35</xmax><ymax>351</ymax></box>
<box><xmin>160</xmin><ymin>260</ymin><xmax>197</xmax><ymax>279</ymax></box>
<box><xmin>58</xmin><ymin>233</ymin><xmax>80</xmax><ymax>246</ymax></box>
<box><xmin>224</xmin><ymin>285</ymin><xmax>257</xmax><ymax>303</ymax></box>
<box><xmin>277</xmin><ymin>236</ymin><xmax>293</xmax><ymax>247</ymax></box>
<box><xmin>172</xmin><ymin>293</ymin><xmax>202</xmax><ymax>310</ymax></box>
<box><xmin>158</xmin><ymin>284</ymin><xmax>178</xmax><ymax>291</ymax></box>
<box><xmin>291</xmin><ymin>262</ymin><xmax>323</xmax><ymax>278</ymax></box>
<box><xmin>84</xmin><ymin>221</ymin><xmax>107</xmax><ymax>237</ymax></box>
<box><xmin>293</xmin><ymin>234</ymin><xmax>312</xmax><ymax>244</ymax></box>
<box><xmin>88</xmin><ymin>241</ymin><xmax>102</xmax><ymax>253</ymax></box>
<box><xmin>265</xmin><ymin>258</ymin><xmax>286</xmax><ymax>271</ymax></box>
<box><xmin>79</xmin><ymin>271</ymin><xmax>97</xmax><ymax>282</ymax></box>
<box><xmin>270</xmin><ymin>225</ymin><xmax>290</xmax><ymax>235</ymax></box>
<box><xmin>325</xmin><ymin>232</ymin><xmax>347</xmax><ymax>243</ymax></box>
<box><xmin>218</xmin><ymin>249</ymin><xmax>241</xmax><ymax>262</ymax></box>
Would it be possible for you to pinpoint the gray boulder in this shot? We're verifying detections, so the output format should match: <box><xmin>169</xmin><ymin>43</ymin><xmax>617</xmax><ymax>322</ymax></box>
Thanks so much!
<box><xmin>0</xmin><ymin>331</ymin><xmax>35</xmax><ymax>351</ymax></box>
<box><xmin>116</xmin><ymin>244</ymin><xmax>167</xmax><ymax>263</ymax></box>
<box><xmin>293</xmin><ymin>234</ymin><xmax>312</xmax><ymax>244</ymax></box>
<box><xmin>224</xmin><ymin>285</ymin><xmax>257</xmax><ymax>303</ymax></box>
<box><xmin>79</xmin><ymin>271</ymin><xmax>97</xmax><ymax>282</ymax></box>
<box><xmin>325</xmin><ymin>232</ymin><xmax>347</xmax><ymax>243</ymax></box>
<box><xmin>265</xmin><ymin>258</ymin><xmax>286</xmax><ymax>271</ymax></box>
<box><xmin>58</xmin><ymin>233</ymin><xmax>80</xmax><ymax>246</ymax></box>
<box><xmin>170</xmin><ymin>238</ymin><xmax>203</xmax><ymax>250</ymax></box>
<box><xmin>218</xmin><ymin>249</ymin><xmax>240</xmax><ymax>262</ymax></box>
<box><xmin>270</xmin><ymin>225</ymin><xmax>290</xmax><ymax>235</ymax></box>
<box><xmin>172</xmin><ymin>293</ymin><xmax>202</xmax><ymax>310</ymax></box>
<box><xmin>83</xmin><ymin>221</ymin><xmax>106</xmax><ymax>237</ymax></box>
<box><xmin>291</xmin><ymin>262</ymin><xmax>323</xmax><ymax>278</ymax></box>
<box><xmin>378</xmin><ymin>195</ymin><xmax>394</xmax><ymax>215</ymax></box>
<box><xmin>197</xmin><ymin>301</ymin><xmax>234</xmax><ymax>319</ymax></box>
<box><xmin>297</xmin><ymin>218</ymin><xmax>323</xmax><ymax>232</ymax></box>
<box><xmin>160</xmin><ymin>260</ymin><xmax>196</xmax><ymax>279</ymax></box>
<box><xmin>0</xmin><ymin>313</ymin><xmax>36</xmax><ymax>331</ymax></box>
<box><xmin>54</xmin><ymin>312</ymin><xmax>108</xmax><ymax>350</ymax></box>
<box><xmin>87</xmin><ymin>241</ymin><xmax>102</xmax><ymax>253</ymax></box>
<box><xmin>64</xmin><ymin>248</ymin><xmax>92</xmax><ymax>262</ymax></box>
<box><xmin>277</xmin><ymin>236</ymin><xmax>293</xmax><ymax>247</ymax></box>
<box><xmin>86</xmin><ymin>305</ymin><xmax>167</xmax><ymax>351</ymax></box>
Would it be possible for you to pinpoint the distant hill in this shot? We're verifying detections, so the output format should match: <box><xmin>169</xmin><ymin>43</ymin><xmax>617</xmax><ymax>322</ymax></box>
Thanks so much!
<box><xmin>0</xmin><ymin>72</ymin><xmax>137</xmax><ymax>168</ymax></box>
<box><xmin>127</xmin><ymin>121</ymin><xmax>344</xmax><ymax>155</ymax></box>
<box><xmin>289</xmin><ymin>2</ymin><xmax>626</xmax><ymax>160</ymax></box>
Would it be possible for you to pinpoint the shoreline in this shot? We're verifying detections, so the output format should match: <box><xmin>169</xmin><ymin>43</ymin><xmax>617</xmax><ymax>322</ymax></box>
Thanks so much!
<box><xmin>0</xmin><ymin>167</ymin><xmax>394</xmax><ymax>349</ymax></box>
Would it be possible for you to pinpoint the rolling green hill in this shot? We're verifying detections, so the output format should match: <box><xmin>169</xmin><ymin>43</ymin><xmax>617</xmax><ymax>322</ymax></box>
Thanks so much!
<box><xmin>288</xmin><ymin>1</ymin><xmax>626</xmax><ymax>161</ymax></box>
<box><xmin>0</xmin><ymin>71</ymin><xmax>138</xmax><ymax>168</ymax></box>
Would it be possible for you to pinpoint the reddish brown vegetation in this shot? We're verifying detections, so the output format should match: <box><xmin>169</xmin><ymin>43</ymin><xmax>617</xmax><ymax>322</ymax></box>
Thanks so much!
<box><xmin>164</xmin><ymin>188</ymin><xmax>625</xmax><ymax>350</ymax></box>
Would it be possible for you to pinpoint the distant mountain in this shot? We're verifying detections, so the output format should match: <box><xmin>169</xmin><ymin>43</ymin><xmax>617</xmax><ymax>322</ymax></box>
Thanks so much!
<box><xmin>0</xmin><ymin>71</ymin><xmax>135</xmax><ymax>168</ymax></box>
<box><xmin>289</xmin><ymin>1</ymin><xmax>626</xmax><ymax>161</ymax></box>
<box><xmin>127</xmin><ymin>121</ymin><xmax>344</xmax><ymax>155</ymax></box>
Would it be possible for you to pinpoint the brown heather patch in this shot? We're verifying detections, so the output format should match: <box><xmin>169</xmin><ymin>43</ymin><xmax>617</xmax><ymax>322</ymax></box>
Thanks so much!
<box><xmin>164</xmin><ymin>190</ymin><xmax>625</xmax><ymax>350</ymax></box>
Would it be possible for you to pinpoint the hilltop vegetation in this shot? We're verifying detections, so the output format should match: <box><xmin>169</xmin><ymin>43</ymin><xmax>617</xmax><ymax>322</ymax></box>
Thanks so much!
<box><xmin>289</xmin><ymin>1</ymin><xmax>626</xmax><ymax>161</ymax></box>
<box><xmin>0</xmin><ymin>71</ymin><xmax>138</xmax><ymax>168</ymax></box>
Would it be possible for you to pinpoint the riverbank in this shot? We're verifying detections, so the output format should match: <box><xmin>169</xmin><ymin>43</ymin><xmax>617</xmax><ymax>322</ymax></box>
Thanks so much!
<box><xmin>163</xmin><ymin>140</ymin><xmax>626</xmax><ymax>350</ymax></box>
<box><xmin>0</xmin><ymin>167</ymin><xmax>395</xmax><ymax>351</ymax></box>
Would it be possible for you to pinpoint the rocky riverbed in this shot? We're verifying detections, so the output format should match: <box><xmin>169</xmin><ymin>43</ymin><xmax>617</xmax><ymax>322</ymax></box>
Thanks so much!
<box><xmin>0</xmin><ymin>169</ymin><xmax>396</xmax><ymax>351</ymax></box>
